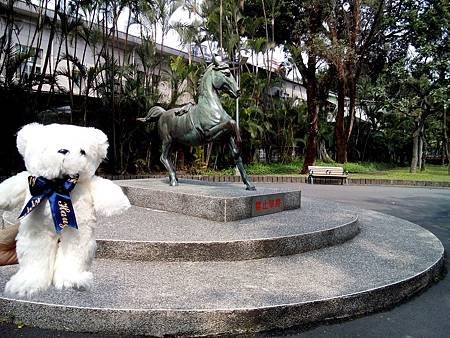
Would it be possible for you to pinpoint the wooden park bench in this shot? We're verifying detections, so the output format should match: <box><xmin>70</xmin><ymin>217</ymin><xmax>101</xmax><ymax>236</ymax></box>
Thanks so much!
<box><xmin>307</xmin><ymin>166</ymin><xmax>349</xmax><ymax>185</ymax></box>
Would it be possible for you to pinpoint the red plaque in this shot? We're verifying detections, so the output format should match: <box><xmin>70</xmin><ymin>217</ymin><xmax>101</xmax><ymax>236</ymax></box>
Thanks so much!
<box><xmin>251</xmin><ymin>194</ymin><xmax>284</xmax><ymax>216</ymax></box>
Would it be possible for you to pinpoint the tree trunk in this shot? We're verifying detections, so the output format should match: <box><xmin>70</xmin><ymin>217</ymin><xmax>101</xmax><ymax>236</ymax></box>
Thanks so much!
<box><xmin>448</xmin><ymin>139</ymin><xmax>450</xmax><ymax>175</ymax></box>
<box><xmin>219</xmin><ymin>0</ymin><xmax>223</xmax><ymax>56</ymax></box>
<box><xmin>418</xmin><ymin>132</ymin><xmax>423</xmax><ymax>171</ymax></box>
<box><xmin>420</xmin><ymin>128</ymin><xmax>426</xmax><ymax>171</ymax></box>
<box><xmin>317</xmin><ymin>140</ymin><xmax>333</xmax><ymax>163</ymax></box>
<box><xmin>328</xmin><ymin>0</ymin><xmax>375</xmax><ymax>164</ymax></box>
<box><xmin>410</xmin><ymin>125</ymin><xmax>420</xmax><ymax>173</ymax></box>
<box><xmin>335</xmin><ymin>76</ymin><xmax>347</xmax><ymax>163</ymax></box>
<box><xmin>345</xmin><ymin>76</ymin><xmax>357</xmax><ymax>145</ymax></box>
<box><xmin>299</xmin><ymin>5</ymin><xmax>323</xmax><ymax>173</ymax></box>
<box><xmin>301</xmin><ymin>105</ymin><xmax>319</xmax><ymax>172</ymax></box>
<box><xmin>447</xmin><ymin>113</ymin><xmax>450</xmax><ymax>175</ymax></box>
<box><xmin>443</xmin><ymin>105</ymin><xmax>448</xmax><ymax>165</ymax></box>
<box><xmin>300</xmin><ymin>65</ymin><xmax>319</xmax><ymax>174</ymax></box>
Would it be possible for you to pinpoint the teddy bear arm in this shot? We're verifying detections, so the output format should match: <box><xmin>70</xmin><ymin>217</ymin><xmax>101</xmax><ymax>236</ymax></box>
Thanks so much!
<box><xmin>90</xmin><ymin>176</ymin><xmax>131</xmax><ymax>217</ymax></box>
<box><xmin>0</xmin><ymin>171</ymin><xmax>29</xmax><ymax>211</ymax></box>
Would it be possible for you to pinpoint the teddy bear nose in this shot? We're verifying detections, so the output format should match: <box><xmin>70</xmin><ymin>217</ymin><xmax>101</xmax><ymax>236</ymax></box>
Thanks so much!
<box><xmin>58</xmin><ymin>149</ymin><xmax>70</xmax><ymax>155</ymax></box>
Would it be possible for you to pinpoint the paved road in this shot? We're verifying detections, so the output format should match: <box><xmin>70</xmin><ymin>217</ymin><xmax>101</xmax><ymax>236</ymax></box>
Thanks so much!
<box><xmin>245</xmin><ymin>184</ymin><xmax>450</xmax><ymax>338</ymax></box>
<box><xmin>1</xmin><ymin>183</ymin><xmax>449</xmax><ymax>338</ymax></box>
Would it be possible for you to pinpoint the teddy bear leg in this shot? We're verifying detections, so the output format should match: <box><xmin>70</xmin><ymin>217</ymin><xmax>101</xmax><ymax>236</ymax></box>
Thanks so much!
<box><xmin>4</xmin><ymin>229</ymin><xmax>58</xmax><ymax>297</ymax></box>
<box><xmin>53</xmin><ymin>226</ymin><xmax>96</xmax><ymax>291</ymax></box>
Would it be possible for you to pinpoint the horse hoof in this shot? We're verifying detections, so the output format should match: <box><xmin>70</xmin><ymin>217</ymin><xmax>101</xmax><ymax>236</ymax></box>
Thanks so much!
<box><xmin>170</xmin><ymin>181</ymin><xmax>179</xmax><ymax>187</ymax></box>
<box><xmin>246</xmin><ymin>185</ymin><xmax>256</xmax><ymax>191</ymax></box>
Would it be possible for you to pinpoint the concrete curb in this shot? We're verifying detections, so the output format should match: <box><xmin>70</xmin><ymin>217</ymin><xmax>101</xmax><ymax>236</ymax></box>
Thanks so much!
<box><xmin>0</xmin><ymin>260</ymin><xmax>444</xmax><ymax>337</ymax></box>
<box><xmin>95</xmin><ymin>216</ymin><xmax>360</xmax><ymax>262</ymax></box>
<box><xmin>105</xmin><ymin>174</ymin><xmax>450</xmax><ymax>188</ymax></box>
<box><xmin>1</xmin><ymin>174</ymin><xmax>449</xmax><ymax>187</ymax></box>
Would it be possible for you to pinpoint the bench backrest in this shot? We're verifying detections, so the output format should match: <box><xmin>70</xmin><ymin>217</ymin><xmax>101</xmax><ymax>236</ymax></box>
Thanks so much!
<box><xmin>308</xmin><ymin>166</ymin><xmax>345</xmax><ymax>175</ymax></box>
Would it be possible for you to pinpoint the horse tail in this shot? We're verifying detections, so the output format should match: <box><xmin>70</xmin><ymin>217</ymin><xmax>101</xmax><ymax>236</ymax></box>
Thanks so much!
<box><xmin>136</xmin><ymin>106</ymin><xmax>166</xmax><ymax>123</ymax></box>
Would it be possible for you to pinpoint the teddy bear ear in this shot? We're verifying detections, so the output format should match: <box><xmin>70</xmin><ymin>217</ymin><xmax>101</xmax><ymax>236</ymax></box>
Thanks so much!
<box><xmin>16</xmin><ymin>123</ymin><xmax>45</xmax><ymax>157</ymax></box>
<box><xmin>89</xmin><ymin>127</ymin><xmax>109</xmax><ymax>161</ymax></box>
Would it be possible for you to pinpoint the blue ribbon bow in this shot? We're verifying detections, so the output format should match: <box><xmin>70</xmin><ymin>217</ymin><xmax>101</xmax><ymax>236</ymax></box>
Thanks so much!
<box><xmin>19</xmin><ymin>175</ymin><xmax>79</xmax><ymax>233</ymax></box>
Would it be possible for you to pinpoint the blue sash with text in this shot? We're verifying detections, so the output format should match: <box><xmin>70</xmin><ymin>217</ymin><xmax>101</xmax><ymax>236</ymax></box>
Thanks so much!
<box><xmin>18</xmin><ymin>175</ymin><xmax>79</xmax><ymax>233</ymax></box>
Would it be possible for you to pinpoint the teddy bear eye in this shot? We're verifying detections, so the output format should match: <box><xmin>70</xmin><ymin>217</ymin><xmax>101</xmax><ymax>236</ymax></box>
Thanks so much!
<box><xmin>80</xmin><ymin>149</ymin><xmax>86</xmax><ymax>156</ymax></box>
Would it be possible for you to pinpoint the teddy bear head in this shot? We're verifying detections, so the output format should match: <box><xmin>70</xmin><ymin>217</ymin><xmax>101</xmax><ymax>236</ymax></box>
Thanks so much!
<box><xmin>16</xmin><ymin>123</ymin><xmax>108</xmax><ymax>181</ymax></box>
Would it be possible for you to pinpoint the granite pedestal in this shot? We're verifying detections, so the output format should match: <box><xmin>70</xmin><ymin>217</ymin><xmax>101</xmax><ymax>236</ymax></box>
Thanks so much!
<box><xmin>118</xmin><ymin>179</ymin><xmax>301</xmax><ymax>222</ymax></box>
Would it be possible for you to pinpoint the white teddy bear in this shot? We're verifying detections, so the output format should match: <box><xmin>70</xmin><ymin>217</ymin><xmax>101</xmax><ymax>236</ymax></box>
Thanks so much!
<box><xmin>0</xmin><ymin>123</ymin><xmax>130</xmax><ymax>297</ymax></box>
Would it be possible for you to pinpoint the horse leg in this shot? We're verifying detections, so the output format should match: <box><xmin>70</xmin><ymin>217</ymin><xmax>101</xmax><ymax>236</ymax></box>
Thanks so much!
<box><xmin>204</xmin><ymin>119</ymin><xmax>241</xmax><ymax>143</ymax></box>
<box><xmin>160</xmin><ymin>140</ymin><xmax>178</xmax><ymax>186</ymax></box>
<box><xmin>229</xmin><ymin>119</ymin><xmax>242</xmax><ymax>144</ymax></box>
<box><xmin>228</xmin><ymin>137</ymin><xmax>256</xmax><ymax>191</ymax></box>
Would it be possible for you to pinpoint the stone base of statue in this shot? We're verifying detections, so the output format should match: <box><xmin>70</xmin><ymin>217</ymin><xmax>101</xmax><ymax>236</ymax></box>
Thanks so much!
<box><xmin>0</xmin><ymin>179</ymin><xmax>444</xmax><ymax>336</ymax></box>
<box><xmin>120</xmin><ymin>178</ymin><xmax>301</xmax><ymax>222</ymax></box>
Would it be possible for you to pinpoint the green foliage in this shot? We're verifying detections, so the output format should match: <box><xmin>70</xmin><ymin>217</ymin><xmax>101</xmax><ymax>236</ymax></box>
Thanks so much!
<box><xmin>341</xmin><ymin>162</ymin><xmax>396</xmax><ymax>173</ymax></box>
<box><xmin>247</xmin><ymin>160</ymin><xmax>395</xmax><ymax>175</ymax></box>
<box><xmin>195</xmin><ymin>167</ymin><xmax>235</xmax><ymax>176</ymax></box>
<box><xmin>194</xmin><ymin>158</ymin><xmax>450</xmax><ymax>182</ymax></box>
<box><xmin>165</xmin><ymin>56</ymin><xmax>205</xmax><ymax>105</ymax></box>
<box><xmin>351</xmin><ymin>165</ymin><xmax>450</xmax><ymax>182</ymax></box>
<box><xmin>246</xmin><ymin>160</ymin><xmax>303</xmax><ymax>175</ymax></box>
<box><xmin>1</xmin><ymin>0</ymin><xmax>449</xmax><ymax>177</ymax></box>
<box><xmin>202</xmin><ymin>0</ymin><xmax>245</xmax><ymax>57</ymax></box>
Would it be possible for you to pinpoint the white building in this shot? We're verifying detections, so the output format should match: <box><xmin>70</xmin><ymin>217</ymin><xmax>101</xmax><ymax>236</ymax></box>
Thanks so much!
<box><xmin>0</xmin><ymin>0</ymin><xmax>202</xmax><ymax>104</ymax></box>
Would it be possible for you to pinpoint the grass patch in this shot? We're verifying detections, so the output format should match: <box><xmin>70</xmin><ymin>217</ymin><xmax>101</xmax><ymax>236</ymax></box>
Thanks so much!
<box><xmin>196</xmin><ymin>167</ymin><xmax>235</xmax><ymax>176</ymax></box>
<box><xmin>246</xmin><ymin>160</ymin><xmax>303</xmax><ymax>175</ymax></box>
<box><xmin>191</xmin><ymin>160</ymin><xmax>450</xmax><ymax>182</ymax></box>
<box><xmin>342</xmin><ymin>162</ymin><xmax>396</xmax><ymax>173</ymax></box>
<box><xmin>352</xmin><ymin>165</ymin><xmax>450</xmax><ymax>182</ymax></box>
<box><xmin>245</xmin><ymin>160</ymin><xmax>397</xmax><ymax>175</ymax></box>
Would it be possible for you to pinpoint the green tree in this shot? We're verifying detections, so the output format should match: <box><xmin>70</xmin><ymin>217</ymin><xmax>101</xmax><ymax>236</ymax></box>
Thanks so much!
<box><xmin>382</xmin><ymin>0</ymin><xmax>449</xmax><ymax>172</ymax></box>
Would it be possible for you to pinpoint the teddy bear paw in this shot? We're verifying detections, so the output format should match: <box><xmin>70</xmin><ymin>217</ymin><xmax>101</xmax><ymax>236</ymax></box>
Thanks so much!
<box><xmin>53</xmin><ymin>271</ymin><xmax>93</xmax><ymax>291</ymax></box>
<box><xmin>4</xmin><ymin>272</ymin><xmax>52</xmax><ymax>298</ymax></box>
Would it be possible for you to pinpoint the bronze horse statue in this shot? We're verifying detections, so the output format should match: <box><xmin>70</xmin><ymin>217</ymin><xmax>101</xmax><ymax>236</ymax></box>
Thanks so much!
<box><xmin>137</xmin><ymin>57</ymin><xmax>256</xmax><ymax>190</ymax></box>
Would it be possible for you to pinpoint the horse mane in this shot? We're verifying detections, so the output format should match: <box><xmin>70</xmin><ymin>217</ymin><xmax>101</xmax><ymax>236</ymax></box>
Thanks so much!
<box><xmin>197</xmin><ymin>64</ymin><xmax>215</xmax><ymax>96</ymax></box>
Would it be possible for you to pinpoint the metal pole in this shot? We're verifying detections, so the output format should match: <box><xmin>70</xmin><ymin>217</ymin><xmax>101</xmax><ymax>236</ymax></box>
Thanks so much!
<box><xmin>220</xmin><ymin>0</ymin><xmax>223</xmax><ymax>57</ymax></box>
<box><xmin>235</xmin><ymin>63</ymin><xmax>240</xmax><ymax>176</ymax></box>
<box><xmin>236</xmin><ymin>69</ymin><xmax>239</xmax><ymax>129</ymax></box>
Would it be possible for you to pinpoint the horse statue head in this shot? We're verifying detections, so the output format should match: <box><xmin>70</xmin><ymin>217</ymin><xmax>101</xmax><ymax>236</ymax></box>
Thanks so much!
<box><xmin>205</xmin><ymin>55</ymin><xmax>240</xmax><ymax>99</ymax></box>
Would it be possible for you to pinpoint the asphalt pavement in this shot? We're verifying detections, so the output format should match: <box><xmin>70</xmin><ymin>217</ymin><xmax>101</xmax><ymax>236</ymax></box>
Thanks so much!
<box><xmin>245</xmin><ymin>183</ymin><xmax>450</xmax><ymax>338</ymax></box>
<box><xmin>1</xmin><ymin>183</ymin><xmax>449</xmax><ymax>338</ymax></box>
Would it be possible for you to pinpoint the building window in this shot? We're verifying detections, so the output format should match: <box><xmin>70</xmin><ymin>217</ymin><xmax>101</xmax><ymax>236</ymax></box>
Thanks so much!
<box><xmin>192</xmin><ymin>45</ymin><xmax>209</xmax><ymax>59</ymax></box>
<box><xmin>15</xmin><ymin>44</ymin><xmax>43</xmax><ymax>79</ymax></box>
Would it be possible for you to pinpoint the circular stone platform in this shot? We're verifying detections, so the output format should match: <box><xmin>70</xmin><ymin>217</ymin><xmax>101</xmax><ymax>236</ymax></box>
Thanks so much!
<box><xmin>95</xmin><ymin>198</ymin><xmax>359</xmax><ymax>261</ymax></box>
<box><xmin>0</xmin><ymin>201</ymin><xmax>444</xmax><ymax>337</ymax></box>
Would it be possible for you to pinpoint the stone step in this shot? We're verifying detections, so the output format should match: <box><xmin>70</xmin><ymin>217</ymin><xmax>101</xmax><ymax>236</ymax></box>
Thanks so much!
<box><xmin>0</xmin><ymin>209</ymin><xmax>443</xmax><ymax>337</ymax></box>
<box><xmin>118</xmin><ymin>179</ymin><xmax>301</xmax><ymax>222</ymax></box>
<box><xmin>95</xmin><ymin>198</ymin><xmax>359</xmax><ymax>261</ymax></box>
